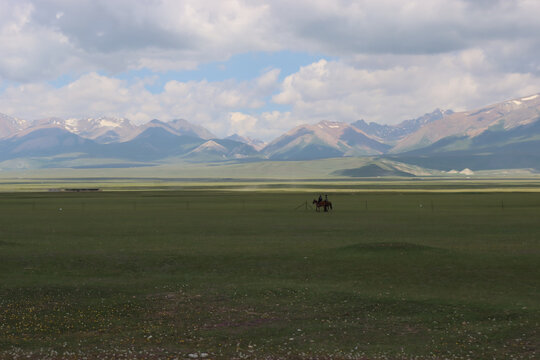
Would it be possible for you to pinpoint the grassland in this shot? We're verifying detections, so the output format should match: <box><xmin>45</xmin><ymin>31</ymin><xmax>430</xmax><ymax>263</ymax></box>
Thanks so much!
<box><xmin>0</xmin><ymin>188</ymin><xmax>539</xmax><ymax>359</ymax></box>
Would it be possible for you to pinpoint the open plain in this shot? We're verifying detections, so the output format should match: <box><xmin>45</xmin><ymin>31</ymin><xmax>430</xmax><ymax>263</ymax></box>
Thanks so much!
<box><xmin>0</xmin><ymin>184</ymin><xmax>539</xmax><ymax>359</ymax></box>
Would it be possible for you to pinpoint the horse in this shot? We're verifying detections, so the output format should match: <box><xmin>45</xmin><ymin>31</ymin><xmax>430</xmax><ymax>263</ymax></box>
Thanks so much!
<box><xmin>313</xmin><ymin>199</ymin><xmax>333</xmax><ymax>212</ymax></box>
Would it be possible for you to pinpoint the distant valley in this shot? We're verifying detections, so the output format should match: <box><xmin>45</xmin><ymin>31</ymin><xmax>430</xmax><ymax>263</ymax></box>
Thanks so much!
<box><xmin>1</xmin><ymin>94</ymin><xmax>540</xmax><ymax>175</ymax></box>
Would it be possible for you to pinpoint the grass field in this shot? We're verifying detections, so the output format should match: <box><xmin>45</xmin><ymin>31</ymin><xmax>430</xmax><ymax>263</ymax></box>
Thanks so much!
<box><xmin>0</xmin><ymin>189</ymin><xmax>539</xmax><ymax>359</ymax></box>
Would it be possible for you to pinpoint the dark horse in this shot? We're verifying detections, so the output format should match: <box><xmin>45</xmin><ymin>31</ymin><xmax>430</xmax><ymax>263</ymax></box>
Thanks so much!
<box><xmin>313</xmin><ymin>199</ymin><xmax>333</xmax><ymax>212</ymax></box>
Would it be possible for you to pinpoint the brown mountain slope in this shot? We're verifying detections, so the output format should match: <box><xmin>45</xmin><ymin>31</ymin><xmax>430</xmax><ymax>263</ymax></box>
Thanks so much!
<box><xmin>391</xmin><ymin>94</ymin><xmax>540</xmax><ymax>153</ymax></box>
<box><xmin>263</xmin><ymin>121</ymin><xmax>390</xmax><ymax>160</ymax></box>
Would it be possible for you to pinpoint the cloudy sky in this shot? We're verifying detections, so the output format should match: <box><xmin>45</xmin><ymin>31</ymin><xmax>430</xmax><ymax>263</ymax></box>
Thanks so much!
<box><xmin>1</xmin><ymin>0</ymin><xmax>540</xmax><ymax>140</ymax></box>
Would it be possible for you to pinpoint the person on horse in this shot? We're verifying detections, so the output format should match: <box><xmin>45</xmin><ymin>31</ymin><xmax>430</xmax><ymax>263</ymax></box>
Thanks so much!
<box><xmin>324</xmin><ymin>194</ymin><xmax>329</xmax><ymax>212</ymax></box>
<box><xmin>318</xmin><ymin>194</ymin><xmax>323</xmax><ymax>204</ymax></box>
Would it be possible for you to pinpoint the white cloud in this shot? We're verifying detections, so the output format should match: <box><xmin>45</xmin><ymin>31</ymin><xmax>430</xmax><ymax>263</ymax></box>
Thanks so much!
<box><xmin>0</xmin><ymin>0</ymin><xmax>275</xmax><ymax>80</ymax></box>
<box><xmin>0</xmin><ymin>73</ymin><xmax>151</xmax><ymax>119</ymax></box>
<box><xmin>227</xmin><ymin>112</ymin><xmax>258</xmax><ymax>136</ymax></box>
<box><xmin>0</xmin><ymin>1</ymin><xmax>80</xmax><ymax>82</ymax></box>
<box><xmin>0</xmin><ymin>69</ymin><xmax>283</xmax><ymax>138</ymax></box>
<box><xmin>256</xmin><ymin>69</ymin><xmax>281</xmax><ymax>91</ymax></box>
<box><xmin>2</xmin><ymin>0</ymin><xmax>540</xmax><ymax>141</ymax></box>
<box><xmin>273</xmin><ymin>56</ymin><xmax>540</xmax><ymax>124</ymax></box>
<box><xmin>2</xmin><ymin>50</ymin><xmax>540</xmax><ymax>141</ymax></box>
<box><xmin>2</xmin><ymin>0</ymin><xmax>540</xmax><ymax>81</ymax></box>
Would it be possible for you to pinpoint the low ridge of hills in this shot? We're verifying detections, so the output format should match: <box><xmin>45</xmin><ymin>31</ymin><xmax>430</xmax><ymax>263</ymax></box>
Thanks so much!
<box><xmin>1</xmin><ymin>93</ymin><xmax>540</xmax><ymax>172</ymax></box>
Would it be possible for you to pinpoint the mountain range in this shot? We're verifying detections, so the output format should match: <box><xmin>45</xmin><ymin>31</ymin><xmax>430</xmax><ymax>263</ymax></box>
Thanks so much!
<box><xmin>351</xmin><ymin>109</ymin><xmax>453</xmax><ymax>143</ymax></box>
<box><xmin>1</xmin><ymin>93</ymin><xmax>540</xmax><ymax>172</ymax></box>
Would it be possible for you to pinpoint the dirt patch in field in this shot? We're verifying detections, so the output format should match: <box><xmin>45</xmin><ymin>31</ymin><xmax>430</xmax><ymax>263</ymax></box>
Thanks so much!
<box><xmin>146</xmin><ymin>291</ymin><xmax>281</xmax><ymax>331</ymax></box>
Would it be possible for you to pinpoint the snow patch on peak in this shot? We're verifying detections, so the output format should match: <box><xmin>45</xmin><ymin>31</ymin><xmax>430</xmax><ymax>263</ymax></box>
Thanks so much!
<box><xmin>318</xmin><ymin>121</ymin><xmax>345</xmax><ymax>129</ymax></box>
<box><xmin>0</xmin><ymin>114</ymin><xmax>26</xmax><ymax>125</ymax></box>
<box><xmin>100</xmin><ymin>119</ymin><xmax>121</xmax><ymax>128</ymax></box>
<box><xmin>64</xmin><ymin>118</ymin><xmax>79</xmax><ymax>132</ymax></box>
<box><xmin>13</xmin><ymin>117</ymin><xmax>27</xmax><ymax>126</ymax></box>
<box><xmin>521</xmin><ymin>94</ymin><xmax>539</xmax><ymax>101</ymax></box>
<box><xmin>512</xmin><ymin>100</ymin><xmax>522</xmax><ymax>105</ymax></box>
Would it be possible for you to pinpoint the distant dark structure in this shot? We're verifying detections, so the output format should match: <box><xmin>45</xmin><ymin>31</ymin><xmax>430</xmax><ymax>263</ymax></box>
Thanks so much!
<box><xmin>49</xmin><ymin>188</ymin><xmax>101</xmax><ymax>192</ymax></box>
<box><xmin>63</xmin><ymin>188</ymin><xmax>101</xmax><ymax>192</ymax></box>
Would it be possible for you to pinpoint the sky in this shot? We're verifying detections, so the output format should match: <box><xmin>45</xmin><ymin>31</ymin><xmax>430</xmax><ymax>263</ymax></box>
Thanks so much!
<box><xmin>1</xmin><ymin>0</ymin><xmax>540</xmax><ymax>140</ymax></box>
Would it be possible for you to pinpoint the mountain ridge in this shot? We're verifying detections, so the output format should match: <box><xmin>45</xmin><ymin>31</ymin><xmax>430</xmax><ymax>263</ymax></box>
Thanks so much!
<box><xmin>392</xmin><ymin>94</ymin><xmax>540</xmax><ymax>153</ymax></box>
<box><xmin>263</xmin><ymin>120</ymin><xmax>390</xmax><ymax>160</ymax></box>
<box><xmin>1</xmin><ymin>93</ymin><xmax>540</xmax><ymax>170</ymax></box>
<box><xmin>352</xmin><ymin>109</ymin><xmax>452</xmax><ymax>143</ymax></box>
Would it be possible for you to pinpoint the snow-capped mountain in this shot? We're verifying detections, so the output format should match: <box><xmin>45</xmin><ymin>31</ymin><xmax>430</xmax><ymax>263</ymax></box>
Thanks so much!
<box><xmin>10</xmin><ymin>116</ymin><xmax>216</xmax><ymax>145</ymax></box>
<box><xmin>65</xmin><ymin>117</ymin><xmax>137</xmax><ymax>143</ymax></box>
<box><xmin>2</xmin><ymin>93</ymin><xmax>540</xmax><ymax>170</ymax></box>
<box><xmin>0</xmin><ymin>113</ymin><xmax>29</xmax><ymax>139</ymax></box>
<box><xmin>25</xmin><ymin>116</ymin><xmax>138</xmax><ymax>144</ymax></box>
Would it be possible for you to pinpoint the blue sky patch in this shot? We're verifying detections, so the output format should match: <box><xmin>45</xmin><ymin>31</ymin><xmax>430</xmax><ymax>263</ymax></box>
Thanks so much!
<box><xmin>110</xmin><ymin>51</ymin><xmax>327</xmax><ymax>94</ymax></box>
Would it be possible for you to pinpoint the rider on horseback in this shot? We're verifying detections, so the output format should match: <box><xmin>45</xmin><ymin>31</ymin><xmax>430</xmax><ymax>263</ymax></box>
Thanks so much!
<box><xmin>313</xmin><ymin>195</ymin><xmax>332</xmax><ymax>212</ymax></box>
<box><xmin>324</xmin><ymin>194</ymin><xmax>329</xmax><ymax>212</ymax></box>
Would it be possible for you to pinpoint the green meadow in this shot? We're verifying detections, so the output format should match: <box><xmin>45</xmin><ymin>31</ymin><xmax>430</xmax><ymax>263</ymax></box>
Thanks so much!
<box><xmin>0</xmin><ymin>188</ymin><xmax>539</xmax><ymax>359</ymax></box>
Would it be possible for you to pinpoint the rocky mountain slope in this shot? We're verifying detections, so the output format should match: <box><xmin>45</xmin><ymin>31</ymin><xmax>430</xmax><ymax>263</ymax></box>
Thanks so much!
<box><xmin>392</xmin><ymin>94</ymin><xmax>540</xmax><ymax>153</ymax></box>
<box><xmin>225</xmin><ymin>134</ymin><xmax>266</xmax><ymax>151</ymax></box>
<box><xmin>352</xmin><ymin>109</ymin><xmax>451</xmax><ymax>143</ymax></box>
<box><xmin>263</xmin><ymin>121</ymin><xmax>390</xmax><ymax>160</ymax></box>
<box><xmin>0</xmin><ymin>113</ymin><xmax>28</xmax><ymax>139</ymax></box>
